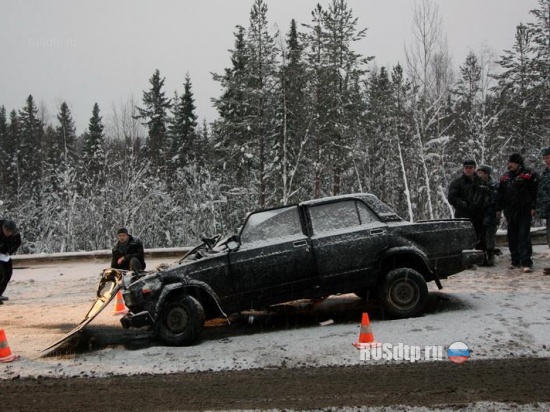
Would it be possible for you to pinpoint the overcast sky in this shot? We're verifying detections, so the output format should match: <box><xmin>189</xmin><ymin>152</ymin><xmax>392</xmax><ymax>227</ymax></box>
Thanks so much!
<box><xmin>0</xmin><ymin>0</ymin><xmax>541</xmax><ymax>133</ymax></box>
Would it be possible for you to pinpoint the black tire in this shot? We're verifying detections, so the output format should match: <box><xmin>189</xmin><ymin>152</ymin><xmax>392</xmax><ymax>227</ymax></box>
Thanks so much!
<box><xmin>380</xmin><ymin>268</ymin><xmax>428</xmax><ymax>318</ymax></box>
<box><xmin>157</xmin><ymin>294</ymin><xmax>205</xmax><ymax>346</ymax></box>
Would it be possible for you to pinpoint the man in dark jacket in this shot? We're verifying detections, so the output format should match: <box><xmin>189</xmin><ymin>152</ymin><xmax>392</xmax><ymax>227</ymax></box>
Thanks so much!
<box><xmin>535</xmin><ymin>147</ymin><xmax>550</xmax><ymax>274</ymax></box>
<box><xmin>476</xmin><ymin>165</ymin><xmax>499</xmax><ymax>266</ymax></box>
<box><xmin>0</xmin><ymin>220</ymin><xmax>22</xmax><ymax>302</ymax></box>
<box><xmin>448</xmin><ymin>159</ymin><xmax>486</xmax><ymax>249</ymax></box>
<box><xmin>111</xmin><ymin>228</ymin><xmax>146</xmax><ymax>272</ymax></box>
<box><xmin>496</xmin><ymin>153</ymin><xmax>538</xmax><ymax>272</ymax></box>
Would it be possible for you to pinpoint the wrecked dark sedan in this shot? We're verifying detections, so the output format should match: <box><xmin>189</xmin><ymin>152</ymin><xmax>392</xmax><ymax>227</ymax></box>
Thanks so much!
<box><xmin>115</xmin><ymin>193</ymin><xmax>483</xmax><ymax>346</ymax></box>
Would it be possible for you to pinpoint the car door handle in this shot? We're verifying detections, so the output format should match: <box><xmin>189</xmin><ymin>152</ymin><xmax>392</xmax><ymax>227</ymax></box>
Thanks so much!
<box><xmin>293</xmin><ymin>240</ymin><xmax>308</xmax><ymax>248</ymax></box>
<box><xmin>370</xmin><ymin>228</ymin><xmax>386</xmax><ymax>235</ymax></box>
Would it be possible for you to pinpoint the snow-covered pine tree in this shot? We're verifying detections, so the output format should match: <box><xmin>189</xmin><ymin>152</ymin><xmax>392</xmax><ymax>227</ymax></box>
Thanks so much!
<box><xmin>169</xmin><ymin>73</ymin><xmax>198</xmax><ymax>170</ymax></box>
<box><xmin>321</xmin><ymin>0</ymin><xmax>369</xmax><ymax>196</ymax></box>
<box><xmin>0</xmin><ymin>106</ymin><xmax>8</xmax><ymax>198</ymax></box>
<box><xmin>245</xmin><ymin>0</ymin><xmax>279</xmax><ymax>208</ymax></box>
<box><xmin>527</xmin><ymin>0</ymin><xmax>550</xmax><ymax>145</ymax></box>
<box><xmin>82</xmin><ymin>103</ymin><xmax>106</xmax><ymax>184</ymax></box>
<box><xmin>278</xmin><ymin>19</ymin><xmax>312</xmax><ymax>205</ymax></box>
<box><xmin>136</xmin><ymin>69</ymin><xmax>172</xmax><ymax>173</ymax></box>
<box><xmin>495</xmin><ymin>24</ymin><xmax>538</xmax><ymax>156</ymax></box>
<box><xmin>5</xmin><ymin>110</ymin><xmax>19</xmax><ymax>205</ymax></box>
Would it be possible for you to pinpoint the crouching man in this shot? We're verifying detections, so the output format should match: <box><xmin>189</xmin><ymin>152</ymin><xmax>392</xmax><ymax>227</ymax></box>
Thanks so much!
<box><xmin>111</xmin><ymin>228</ymin><xmax>146</xmax><ymax>273</ymax></box>
<box><xmin>0</xmin><ymin>220</ymin><xmax>22</xmax><ymax>303</ymax></box>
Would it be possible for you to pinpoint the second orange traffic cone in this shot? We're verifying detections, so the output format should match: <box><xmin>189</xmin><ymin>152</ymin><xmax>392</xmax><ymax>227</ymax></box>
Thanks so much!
<box><xmin>0</xmin><ymin>329</ymin><xmax>19</xmax><ymax>362</ymax></box>
<box><xmin>112</xmin><ymin>291</ymin><xmax>129</xmax><ymax>316</ymax></box>
<box><xmin>352</xmin><ymin>312</ymin><xmax>380</xmax><ymax>349</ymax></box>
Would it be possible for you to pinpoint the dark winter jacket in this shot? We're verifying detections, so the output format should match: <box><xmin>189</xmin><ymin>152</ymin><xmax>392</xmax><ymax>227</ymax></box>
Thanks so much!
<box><xmin>496</xmin><ymin>166</ymin><xmax>538</xmax><ymax>215</ymax></box>
<box><xmin>111</xmin><ymin>235</ymin><xmax>146</xmax><ymax>270</ymax></box>
<box><xmin>448</xmin><ymin>173</ymin><xmax>486</xmax><ymax>222</ymax></box>
<box><xmin>0</xmin><ymin>220</ymin><xmax>21</xmax><ymax>256</ymax></box>
<box><xmin>482</xmin><ymin>179</ymin><xmax>499</xmax><ymax>227</ymax></box>
<box><xmin>536</xmin><ymin>167</ymin><xmax>550</xmax><ymax>218</ymax></box>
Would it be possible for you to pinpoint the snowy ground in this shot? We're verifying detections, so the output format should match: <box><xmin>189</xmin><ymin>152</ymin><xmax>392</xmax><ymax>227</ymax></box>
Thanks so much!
<box><xmin>1</xmin><ymin>246</ymin><xmax>550</xmax><ymax>381</ymax></box>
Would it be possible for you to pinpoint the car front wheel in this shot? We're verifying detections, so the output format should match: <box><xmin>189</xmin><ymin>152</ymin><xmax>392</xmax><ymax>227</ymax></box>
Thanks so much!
<box><xmin>157</xmin><ymin>294</ymin><xmax>205</xmax><ymax>346</ymax></box>
<box><xmin>380</xmin><ymin>268</ymin><xmax>428</xmax><ymax>318</ymax></box>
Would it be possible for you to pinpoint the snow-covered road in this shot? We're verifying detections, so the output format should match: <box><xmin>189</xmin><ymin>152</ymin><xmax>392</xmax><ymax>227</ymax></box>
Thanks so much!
<box><xmin>1</xmin><ymin>246</ymin><xmax>550</xmax><ymax>380</ymax></box>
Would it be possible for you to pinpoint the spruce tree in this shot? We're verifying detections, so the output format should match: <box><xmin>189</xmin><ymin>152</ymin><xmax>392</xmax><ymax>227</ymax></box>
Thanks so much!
<box><xmin>82</xmin><ymin>103</ymin><xmax>106</xmax><ymax>183</ymax></box>
<box><xmin>278</xmin><ymin>19</ymin><xmax>311</xmax><ymax>205</ymax></box>
<box><xmin>302</xmin><ymin>0</ymin><xmax>370</xmax><ymax>197</ymax></box>
<box><xmin>454</xmin><ymin>52</ymin><xmax>482</xmax><ymax>161</ymax></box>
<box><xmin>211</xmin><ymin>25</ymin><xmax>251</xmax><ymax>192</ymax></box>
<box><xmin>169</xmin><ymin>73</ymin><xmax>198</xmax><ymax>169</ymax></box>
<box><xmin>0</xmin><ymin>106</ymin><xmax>7</xmax><ymax>194</ymax></box>
<box><xmin>136</xmin><ymin>69</ymin><xmax>172</xmax><ymax>171</ymax></box>
<box><xmin>6</xmin><ymin>110</ymin><xmax>19</xmax><ymax>200</ymax></box>
<box><xmin>56</xmin><ymin>102</ymin><xmax>77</xmax><ymax>163</ymax></box>
<box><xmin>495</xmin><ymin>24</ymin><xmax>537</xmax><ymax>154</ymax></box>
<box><xmin>527</xmin><ymin>0</ymin><xmax>550</xmax><ymax>142</ymax></box>
<box><xmin>18</xmin><ymin>95</ymin><xmax>44</xmax><ymax>193</ymax></box>
<box><xmin>245</xmin><ymin>0</ymin><xmax>279</xmax><ymax>208</ymax></box>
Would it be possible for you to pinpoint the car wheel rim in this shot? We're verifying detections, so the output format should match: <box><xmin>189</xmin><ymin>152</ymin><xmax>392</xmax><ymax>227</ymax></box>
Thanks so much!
<box><xmin>390</xmin><ymin>279</ymin><xmax>419</xmax><ymax>309</ymax></box>
<box><xmin>166</xmin><ymin>305</ymin><xmax>190</xmax><ymax>334</ymax></box>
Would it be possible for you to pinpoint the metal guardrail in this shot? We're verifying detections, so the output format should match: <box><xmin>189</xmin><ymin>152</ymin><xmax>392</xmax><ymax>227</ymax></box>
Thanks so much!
<box><xmin>12</xmin><ymin>247</ymin><xmax>192</xmax><ymax>266</ymax></box>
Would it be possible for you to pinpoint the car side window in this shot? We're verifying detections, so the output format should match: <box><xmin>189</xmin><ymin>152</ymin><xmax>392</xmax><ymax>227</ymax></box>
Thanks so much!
<box><xmin>240</xmin><ymin>206</ymin><xmax>303</xmax><ymax>244</ymax></box>
<box><xmin>310</xmin><ymin>200</ymin><xmax>359</xmax><ymax>233</ymax></box>
<box><xmin>310</xmin><ymin>200</ymin><xmax>379</xmax><ymax>234</ymax></box>
<box><xmin>357</xmin><ymin>200</ymin><xmax>379</xmax><ymax>225</ymax></box>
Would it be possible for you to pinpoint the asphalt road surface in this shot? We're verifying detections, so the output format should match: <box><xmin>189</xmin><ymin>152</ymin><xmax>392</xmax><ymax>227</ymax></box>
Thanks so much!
<box><xmin>1</xmin><ymin>357</ymin><xmax>549</xmax><ymax>411</ymax></box>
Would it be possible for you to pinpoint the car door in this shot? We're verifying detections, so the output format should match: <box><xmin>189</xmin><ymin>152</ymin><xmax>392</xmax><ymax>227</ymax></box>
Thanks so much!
<box><xmin>308</xmin><ymin>199</ymin><xmax>388</xmax><ymax>289</ymax></box>
<box><xmin>228</xmin><ymin>206</ymin><xmax>317</xmax><ymax>307</ymax></box>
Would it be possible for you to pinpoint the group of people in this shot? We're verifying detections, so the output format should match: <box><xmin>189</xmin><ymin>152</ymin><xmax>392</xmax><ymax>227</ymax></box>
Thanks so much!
<box><xmin>448</xmin><ymin>149</ymin><xmax>550</xmax><ymax>273</ymax></box>
<box><xmin>0</xmin><ymin>225</ymin><xmax>145</xmax><ymax>303</ymax></box>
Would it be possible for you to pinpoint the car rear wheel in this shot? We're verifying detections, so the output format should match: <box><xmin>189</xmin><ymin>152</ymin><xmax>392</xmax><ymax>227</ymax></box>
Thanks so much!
<box><xmin>157</xmin><ymin>294</ymin><xmax>205</xmax><ymax>346</ymax></box>
<box><xmin>380</xmin><ymin>268</ymin><xmax>428</xmax><ymax>318</ymax></box>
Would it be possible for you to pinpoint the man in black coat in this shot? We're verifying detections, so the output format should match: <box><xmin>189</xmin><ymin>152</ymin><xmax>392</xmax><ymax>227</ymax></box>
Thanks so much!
<box><xmin>496</xmin><ymin>153</ymin><xmax>538</xmax><ymax>272</ymax></box>
<box><xmin>448</xmin><ymin>159</ymin><xmax>486</xmax><ymax>249</ymax></box>
<box><xmin>0</xmin><ymin>220</ymin><xmax>22</xmax><ymax>302</ymax></box>
<box><xmin>111</xmin><ymin>228</ymin><xmax>146</xmax><ymax>272</ymax></box>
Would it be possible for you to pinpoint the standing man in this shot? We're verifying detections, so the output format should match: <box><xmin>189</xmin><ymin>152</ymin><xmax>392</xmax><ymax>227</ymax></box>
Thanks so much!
<box><xmin>476</xmin><ymin>165</ymin><xmax>499</xmax><ymax>266</ymax></box>
<box><xmin>111</xmin><ymin>228</ymin><xmax>146</xmax><ymax>273</ymax></box>
<box><xmin>496</xmin><ymin>153</ymin><xmax>538</xmax><ymax>272</ymax></box>
<box><xmin>448</xmin><ymin>159</ymin><xmax>486</xmax><ymax>251</ymax></box>
<box><xmin>0</xmin><ymin>220</ymin><xmax>22</xmax><ymax>303</ymax></box>
<box><xmin>535</xmin><ymin>147</ymin><xmax>550</xmax><ymax>273</ymax></box>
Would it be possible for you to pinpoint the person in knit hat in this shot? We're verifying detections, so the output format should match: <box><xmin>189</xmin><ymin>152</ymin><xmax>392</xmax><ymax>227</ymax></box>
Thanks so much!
<box><xmin>448</xmin><ymin>159</ymin><xmax>486</xmax><ymax>255</ymax></box>
<box><xmin>496</xmin><ymin>153</ymin><xmax>538</xmax><ymax>272</ymax></box>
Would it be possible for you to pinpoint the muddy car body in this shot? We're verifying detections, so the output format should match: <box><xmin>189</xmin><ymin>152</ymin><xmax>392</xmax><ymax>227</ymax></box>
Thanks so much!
<box><xmin>119</xmin><ymin>193</ymin><xmax>484</xmax><ymax>345</ymax></box>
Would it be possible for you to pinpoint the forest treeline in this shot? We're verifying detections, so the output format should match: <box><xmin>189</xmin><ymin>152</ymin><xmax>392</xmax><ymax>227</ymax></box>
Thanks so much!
<box><xmin>1</xmin><ymin>0</ymin><xmax>549</xmax><ymax>253</ymax></box>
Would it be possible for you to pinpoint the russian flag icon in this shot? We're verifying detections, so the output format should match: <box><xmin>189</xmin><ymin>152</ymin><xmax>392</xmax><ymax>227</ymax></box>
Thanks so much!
<box><xmin>448</xmin><ymin>341</ymin><xmax>470</xmax><ymax>364</ymax></box>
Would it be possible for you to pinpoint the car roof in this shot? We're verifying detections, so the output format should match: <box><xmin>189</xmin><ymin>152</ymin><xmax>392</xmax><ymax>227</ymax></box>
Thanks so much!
<box><xmin>299</xmin><ymin>193</ymin><xmax>376</xmax><ymax>207</ymax></box>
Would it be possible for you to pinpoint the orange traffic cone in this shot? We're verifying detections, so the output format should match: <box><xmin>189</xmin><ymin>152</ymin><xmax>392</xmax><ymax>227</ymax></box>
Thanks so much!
<box><xmin>0</xmin><ymin>329</ymin><xmax>19</xmax><ymax>362</ymax></box>
<box><xmin>112</xmin><ymin>291</ymin><xmax>129</xmax><ymax>316</ymax></box>
<box><xmin>352</xmin><ymin>313</ymin><xmax>380</xmax><ymax>349</ymax></box>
